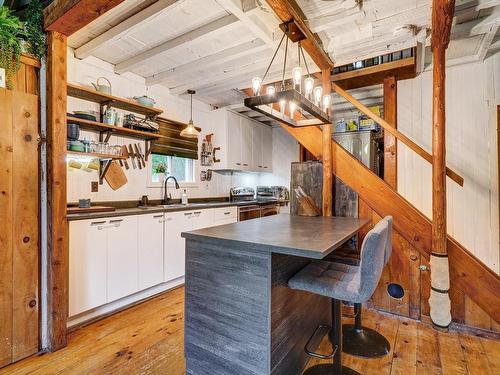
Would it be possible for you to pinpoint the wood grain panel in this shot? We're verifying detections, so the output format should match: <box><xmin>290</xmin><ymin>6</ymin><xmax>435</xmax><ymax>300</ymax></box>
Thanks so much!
<box><xmin>270</xmin><ymin>254</ymin><xmax>330</xmax><ymax>375</ymax></box>
<box><xmin>0</xmin><ymin>90</ymin><xmax>14</xmax><ymax>367</ymax></box>
<box><xmin>46</xmin><ymin>31</ymin><xmax>69</xmax><ymax>351</ymax></box>
<box><xmin>284</xmin><ymin>125</ymin><xmax>500</xmax><ymax>325</ymax></box>
<box><xmin>383</xmin><ymin>76</ymin><xmax>397</xmax><ymax>189</ymax></box>
<box><xmin>11</xmin><ymin>91</ymin><xmax>39</xmax><ymax>361</ymax></box>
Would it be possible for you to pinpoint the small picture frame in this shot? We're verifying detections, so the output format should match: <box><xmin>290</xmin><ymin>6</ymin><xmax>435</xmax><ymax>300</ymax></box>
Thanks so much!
<box><xmin>0</xmin><ymin>68</ymin><xmax>5</xmax><ymax>88</ymax></box>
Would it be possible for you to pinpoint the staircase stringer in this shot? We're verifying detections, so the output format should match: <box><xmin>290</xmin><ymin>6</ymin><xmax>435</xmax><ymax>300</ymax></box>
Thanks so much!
<box><xmin>281</xmin><ymin>124</ymin><xmax>500</xmax><ymax>324</ymax></box>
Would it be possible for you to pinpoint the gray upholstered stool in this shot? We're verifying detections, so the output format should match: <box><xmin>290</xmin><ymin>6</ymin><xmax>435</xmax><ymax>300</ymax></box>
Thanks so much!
<box><xmin>340</xmin><ymin>216</ymin><xmax>393</xmax><ymax>358</ymax></box>
<box><xmin>288</xmin><ymin>218</ymin><xmax>389</xmax><ymax>375</ymax></box>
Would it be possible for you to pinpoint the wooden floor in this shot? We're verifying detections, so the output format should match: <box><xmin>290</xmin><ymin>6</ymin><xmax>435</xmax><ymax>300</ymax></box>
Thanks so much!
<box><xmin>1</xmin><ymin>287</ymin><xmax>498</xmax><ymax>375</ymax></box>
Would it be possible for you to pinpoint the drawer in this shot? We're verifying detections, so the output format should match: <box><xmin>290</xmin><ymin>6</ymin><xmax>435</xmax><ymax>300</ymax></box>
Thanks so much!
<box><xmin>214</xmin><ymin>206</ymin><xmax>237</xmax><ymax>222</ymax></box>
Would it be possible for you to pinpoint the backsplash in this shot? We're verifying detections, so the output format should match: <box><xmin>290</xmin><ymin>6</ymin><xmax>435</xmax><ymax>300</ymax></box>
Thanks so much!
<box><xmin>66</xmin><ymin>50</ymin><xmax>298</xmax><ymax>204</ymax></box>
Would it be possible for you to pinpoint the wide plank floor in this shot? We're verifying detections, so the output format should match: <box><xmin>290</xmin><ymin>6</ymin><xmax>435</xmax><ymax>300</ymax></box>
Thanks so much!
<box><xmin>1</xmin><ymin>287</ymin><xmax>498</xmax><ymax>375</ymax></box>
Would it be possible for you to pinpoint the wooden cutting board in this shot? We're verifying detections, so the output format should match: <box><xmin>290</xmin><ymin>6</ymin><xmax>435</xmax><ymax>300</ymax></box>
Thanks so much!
<box><xmin>67</xmin><ymin>206</ymin><xmax>116</xmax><ymax>214</ymax></box>
<box><xmin>104</xmin><ymin>161</ymin><xmax>128</xmax><ymax>190</ymax></box>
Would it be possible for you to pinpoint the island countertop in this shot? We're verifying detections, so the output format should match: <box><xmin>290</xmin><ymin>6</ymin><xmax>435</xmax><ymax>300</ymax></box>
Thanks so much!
<box><xmin>181</xmin><ymin>214</ymin><xmax>369</xmax><ymax>259</ymax></box>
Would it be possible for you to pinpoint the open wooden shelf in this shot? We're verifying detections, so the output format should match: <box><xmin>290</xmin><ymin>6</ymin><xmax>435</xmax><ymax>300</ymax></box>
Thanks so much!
<box><xmin>67</xmin><ymin>116</ymin><xmax>165</xmax><ymax>140</ymax></box>
<box><xmin>67</xmin><ymin>83</ymin><xmax>163</xmax><ymax>117</ymax></box>
<box><xmin>66</xmin><ymin>150</ymin><xmax>127</xmax><ymax>160</ymax></box>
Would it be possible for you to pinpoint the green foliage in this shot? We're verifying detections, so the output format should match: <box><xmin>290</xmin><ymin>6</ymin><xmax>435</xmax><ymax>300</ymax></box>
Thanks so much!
<box><xmin>24</xmin><ymin>0</ymin><xmax>45</xmax><ymax>59</ymax></box>
<box><xmin>0</xmin><ymin>6</ymin><xmax>23</xmax><ymax>88</ymax></box>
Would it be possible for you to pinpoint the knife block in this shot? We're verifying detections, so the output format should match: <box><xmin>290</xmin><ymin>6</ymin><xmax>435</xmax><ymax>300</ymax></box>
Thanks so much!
<box><xmin>297</xmin><ymin>196</ymin><xmax>321</xmax><ymax>217</ymax></box>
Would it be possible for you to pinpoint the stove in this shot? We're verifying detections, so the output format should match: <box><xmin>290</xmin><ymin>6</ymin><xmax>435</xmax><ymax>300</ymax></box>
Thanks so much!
<box><xmin>230</xmin><ymin>187</ymin><xmax>280</xmax><ymax>221</ymax></box>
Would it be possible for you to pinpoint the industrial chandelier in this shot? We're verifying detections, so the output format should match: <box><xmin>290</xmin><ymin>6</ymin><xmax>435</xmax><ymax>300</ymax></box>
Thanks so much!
<box><xmin>244</xmin><ymin>23</ymin><xmax>332</xmax><ymax>127</ymax></box>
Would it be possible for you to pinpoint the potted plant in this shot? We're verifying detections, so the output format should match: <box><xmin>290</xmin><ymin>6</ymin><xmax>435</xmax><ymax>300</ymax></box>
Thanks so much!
<box><xmin>0</xmin><ymin>6</ymin><xmax>23</xmax><ymax>88</ymax></box>
<box><xmin>23</xmin><ymin>0</ymin><xmax>45</xmax><ymax>59</ymax></box>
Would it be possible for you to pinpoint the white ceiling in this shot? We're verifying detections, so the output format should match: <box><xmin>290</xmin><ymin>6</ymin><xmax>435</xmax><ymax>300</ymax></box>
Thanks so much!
<box><xmin>68</xmin><ymin>0</ymin><xmax>500</xmax><ymax>107</ymax></box>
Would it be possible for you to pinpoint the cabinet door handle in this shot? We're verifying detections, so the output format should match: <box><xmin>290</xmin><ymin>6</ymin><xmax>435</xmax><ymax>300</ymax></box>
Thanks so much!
<box><xmin>264</xmin><ymin>166</ymin><xmax>268</xmax><ymax>169</ymax></box>
<box><xmin>184</xmin><ymin>213</ymin><xmax>193</xmax><ymax>216</ymax></box>
<box><xmin>258</xmin><ymin>165</ymin><xmax>263</xmax><ymax>168</ymax></box>
<box><xmin>243</xmin><ymin>163</ymin><xmax>248</xmax><ymax>166</ymax></box>
<box><xmin>153</xmin><ymin>215</ymin><xmax>163</xmax><ymax>219</ymax></box>
<box><xmin>90</xmin><ymin>221</ymin><xmax>106</xmax><ymax>226</ymax></box>
<box><xmin>224</xmin><ymin>212</ymin><xmax>231</xmax><ymax>215</ymax></box>
<box><xmin>236</xmin><ymin>163</ymin><xmax>241</xmax><ymax>166</ymax></box>
<box><xmin>194</xmin><ymin>211</ymin><xmax>202</xmax><ymax>214</ymax></box>
<box><xmin>109</xmin><ymin>219</ymin><xmax>123</xmax><ymax>223</ymax></box>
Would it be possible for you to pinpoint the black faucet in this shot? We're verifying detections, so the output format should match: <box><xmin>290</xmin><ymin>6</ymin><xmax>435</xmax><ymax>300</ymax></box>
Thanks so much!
<box><xmin>163</xmin><ymin>176</ymin><xmax>180</xmax><ymax>205</ymax></box>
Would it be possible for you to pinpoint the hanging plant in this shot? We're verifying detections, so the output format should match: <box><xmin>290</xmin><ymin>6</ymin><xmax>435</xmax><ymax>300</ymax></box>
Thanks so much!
<box><xmin>0</xmin><ymin>6</ymin><xmax>23</xmax><ymax>89</ymax></box>
<box><xmin>24</xmin><ymin>0</ymin><xmax>45</xmax><ymax>59</ymax></box>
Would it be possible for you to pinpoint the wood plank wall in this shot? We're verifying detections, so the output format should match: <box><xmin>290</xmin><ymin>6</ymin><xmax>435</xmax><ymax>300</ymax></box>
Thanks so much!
<box><xmin>0</xmin><ymin>56</ymin><xmax>40</xmax><ymax>367</ymax></box>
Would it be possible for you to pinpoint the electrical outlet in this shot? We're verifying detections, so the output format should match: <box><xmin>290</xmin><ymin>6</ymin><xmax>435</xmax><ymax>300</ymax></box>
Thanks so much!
<box><xmin>91</xmin><ymin>181</ymin><xmax>98</xmax><ymax>192</ymax></box>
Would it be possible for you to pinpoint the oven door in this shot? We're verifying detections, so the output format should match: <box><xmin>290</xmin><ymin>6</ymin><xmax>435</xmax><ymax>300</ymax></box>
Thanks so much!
<box><xmin>260</xmin><ymin>204</ymin><xmax>280</xmax><ymax>217</ymax></box>
<box><xmin>238</xmin><ymin>205</ymin><xmax>261</xmax><ymax>221</ymax></box>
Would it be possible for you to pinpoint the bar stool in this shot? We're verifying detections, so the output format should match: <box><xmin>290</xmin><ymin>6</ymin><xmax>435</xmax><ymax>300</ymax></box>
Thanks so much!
<box><xmin>340</xmin><ymin>216</ymin><xmax>393</xmax><ymax>358</ymax></box>
<box><xmin>288</xmin><ymin>219</ymin><xmax>389</xmax><ymax>375</ymax></box>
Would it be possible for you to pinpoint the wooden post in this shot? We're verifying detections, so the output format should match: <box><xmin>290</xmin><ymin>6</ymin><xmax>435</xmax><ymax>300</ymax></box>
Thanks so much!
<box><xmin>322</xmin><ymin>68</ymin><xmax>333</xmax><ymax>216</ymax></box>
<box><xmin>383</xmin><ymin>76</ymin><xmax>397</xmax><ymax>188</ymax></box>
<box><xmin>429</xmin><ymin>0</ymin><xmax>455</xmax><ymax>329</ymax></box>
<box><xmin>46</xmin><ymin>31</ymin><xmax>68</xmax><ymax>351</ymax></box>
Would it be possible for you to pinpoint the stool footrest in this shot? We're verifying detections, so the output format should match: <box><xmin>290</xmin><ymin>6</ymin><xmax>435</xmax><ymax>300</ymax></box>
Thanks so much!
<box><xmin>305</xmin><ymin>324</ymin><xmax>337</xmax><ymax>359</ymax></box>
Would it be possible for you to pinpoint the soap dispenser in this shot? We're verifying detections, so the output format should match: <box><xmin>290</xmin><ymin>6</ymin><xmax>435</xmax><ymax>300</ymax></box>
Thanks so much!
<box><xmin>181</xmin><ymin>189</ymin><xmax>188</xmax><ymax>205</ymax></box>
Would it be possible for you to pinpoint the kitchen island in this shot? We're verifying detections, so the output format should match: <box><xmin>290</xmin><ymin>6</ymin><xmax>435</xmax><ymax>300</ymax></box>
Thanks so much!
<box><xmin>181</xmin><ymin>214</ymin><xmax>369</xmax><ymax>375</ymax></box>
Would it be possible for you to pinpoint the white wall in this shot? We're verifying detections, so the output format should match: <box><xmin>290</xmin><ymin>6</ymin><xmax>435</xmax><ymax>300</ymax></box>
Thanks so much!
<box><xmin>66</xmin><ymin>49</ymin><xmax>298</xmax><ymax>203</ymax></box>
<box><xmin>397</xmin><ymin>52</ymin><xmax>500</xmax><ymax>273</ymax></box>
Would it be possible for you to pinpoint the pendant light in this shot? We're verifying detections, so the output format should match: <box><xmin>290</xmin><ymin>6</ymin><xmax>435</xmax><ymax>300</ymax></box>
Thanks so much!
<box><xmin>180</xmin><ymin>90</ymin><xmax>200</xmax><ymax>139</ymax></box>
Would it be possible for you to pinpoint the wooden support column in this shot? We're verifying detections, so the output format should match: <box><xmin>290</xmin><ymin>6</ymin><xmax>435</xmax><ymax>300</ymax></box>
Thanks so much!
<box><xmin>322</xmin><ymin>69</ymin><xmax>333</xmax><ymax>216</ymax></box>
<box><xmin>429</xmin><ymin>0</ymin><xmax>455</xmax><ymax>329</ymax></box>
<box><xmin>46</xmin><ymin>31</ymin><xmax>68</xmax><ymax>351</ymax></box>
<box><xmin>383</xmin><ymin>76</ymin><xmax>397</xmax><ymax>188</ymax></box>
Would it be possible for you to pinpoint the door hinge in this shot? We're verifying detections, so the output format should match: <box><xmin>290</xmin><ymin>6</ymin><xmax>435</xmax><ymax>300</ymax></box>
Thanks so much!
<box><xmin>37</xmin><ymin>135</ymin><xmax>47</xmax><ymax>144</ymax></box>
<box><xmin>418</xmin><ymin>264</ymin><xmax>429</xmax><ymax>271</ymax></box>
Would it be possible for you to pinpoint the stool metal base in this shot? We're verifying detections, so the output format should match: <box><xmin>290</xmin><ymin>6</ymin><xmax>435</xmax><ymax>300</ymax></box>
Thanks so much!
<box><xmin>303</xmin><ymin>364</ymin><xmax>361</xmax><ymax>375</ymax></box>
<box><xmin>341</xmin><ymin>324</ymin><xmax>391</xmax><ymax>358</ymax></box>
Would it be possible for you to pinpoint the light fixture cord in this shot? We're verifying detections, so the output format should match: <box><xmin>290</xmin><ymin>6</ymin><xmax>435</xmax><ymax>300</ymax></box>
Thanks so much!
<box><xmin>190</xmin><ymin>92</ymin><xmax>193</xmax><ymax>122</ymax></box>
<box><xmin>261</xmin><ymin>31</ymin><xmax>286</xmax><ymax>86</ymax></box>
<box><xmin>281</xmin><ymin>26</ymin><xmax>289</xmax><ymax>90</ymax></box>
<box><xmin>298</xmin><ymin>42</ymin><xmax>301</xmax><ymax>67</ymax></box>
<box><xmin>300</xmin><ymin>44</ymin><xmax>311</xmax><ymax>77</ymax></box>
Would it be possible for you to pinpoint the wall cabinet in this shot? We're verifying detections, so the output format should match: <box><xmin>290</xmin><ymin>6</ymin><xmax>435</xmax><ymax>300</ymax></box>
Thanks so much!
<box><xmin>212</xmin><ymin>108</ymin><xmax>272</xmax><ymax>172</ymax></box>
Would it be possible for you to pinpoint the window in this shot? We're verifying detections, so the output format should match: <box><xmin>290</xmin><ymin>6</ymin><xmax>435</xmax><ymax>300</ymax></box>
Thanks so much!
<box><xmin>151</xmin><ymin>154</ymin><xmax>195</xmax><ymax>184</ymax></box>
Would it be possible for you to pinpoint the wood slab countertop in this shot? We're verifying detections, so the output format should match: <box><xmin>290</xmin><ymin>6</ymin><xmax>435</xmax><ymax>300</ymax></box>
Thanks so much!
<box><xmin>182</xmin><ymin>214</ymin><xmax>369</xmax><ymax>259</ymax></box>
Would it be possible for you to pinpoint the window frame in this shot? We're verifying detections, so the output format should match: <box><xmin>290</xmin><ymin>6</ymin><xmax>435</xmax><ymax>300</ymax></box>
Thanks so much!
<box><xmin>147</xmin><ymin>154</ymin><xmax>197</xmax><ymax>188</ymax></box>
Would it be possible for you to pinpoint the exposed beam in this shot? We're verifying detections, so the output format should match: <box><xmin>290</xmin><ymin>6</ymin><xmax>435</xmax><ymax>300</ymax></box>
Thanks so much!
<box><xmin>44</xmin><ymin>0</ymin><xmax>125</xmax><ymax>36</ymax></box>
<box><xmin>265</xmin><ymin>0</ymin><xmax>334</xmax><ymax>69</ymax></box>
<box><xmin>46</xmin><ymin>31</ymin><xmax>69</xmax><ymax>351</ymax></box>
<box><xmin>429</xmin><ymin>0</ymin><xmax>455</xmax><ymax>329</ymax></box>
<box><xmin>146</xmin><ymin>39</ymin><xmax>268</xmax><ymax>85</ymax></box>
<box><xmin>383</xmin><ymin>76</ymin><xmax>397</xmax><ymax>189</ymax></box>
<box><xmin>75</xmin><ymin>0</ymin><xmax>179</xmax><ymax>59</ymax></box>
<box><xmin>115</xmin><ymin>14</ymin><xmax>239</xmax><ymax>74</ymax></box>
<box><xmin>322</xmin><ymin>69</ymin><xmax>333</xmax><ymax>217</ymax></box>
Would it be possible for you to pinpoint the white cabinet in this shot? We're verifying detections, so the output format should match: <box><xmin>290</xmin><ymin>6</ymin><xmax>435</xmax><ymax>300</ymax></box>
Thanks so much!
<box><xmin>138</xmin><ymin>213</ymin><xmax>164</xmax><ymax>290</ymax></box>
<box><xmin>69</xmin><ymin>219</ymin><xmax>108</xmax><ymax>316</ymax></box>
<box><xmin>107</xmin><ymin>217</ymin><xmax>138</xmax><ymax>301</ymax></box>
<box><xmin>213</xmin><ymin>206</ymin><xmax>238</xmax><ymax>226</ymax></box>
<box><xmin>240</xmin><ymin>117</ymin><xmax>253</xmax><ymax>170</ymax></box>
<box><xmin>164</xmin><ymin>208</ymin><xmax>217</xmax><ymax>282</ymax></box>
<box><xmin>212</xmin><ymin>108</ymin><xmax>272</xmax><ymax>172</ymax></box>
<box><xmin>226</xmin><ymin>110</ymin><xmax>243</xmax><ymax>169</ymax></box>
<box><xmin>262</xmin><ymin>125</ymin><xmax>273</xmax><ymax>171</ymax></box>
<box><xmin>164</xmin><ymin>211</ymin><xmax>192</xmax><ymax>281</ymax></box>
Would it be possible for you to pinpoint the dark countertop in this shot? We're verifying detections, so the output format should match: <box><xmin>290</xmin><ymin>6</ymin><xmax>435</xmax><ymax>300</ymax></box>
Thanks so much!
<box><xmin>181</xmin><ymin>214</ymin><xmax>369</xmax><ymax>259</ymax></box>
<box><xmin>66</xmin><ymin>200</ymin><xmax>271</xmax><ymax>221</ymax></box>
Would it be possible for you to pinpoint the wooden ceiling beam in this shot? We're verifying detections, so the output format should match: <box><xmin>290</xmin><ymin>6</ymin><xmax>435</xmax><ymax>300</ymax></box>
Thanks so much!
<box><xmin>114</xmin><ymin>14</ymin><xmax>239</xmax><ymax>74</ymax></box>
<box><xmin>44</xmin><ymin>0</ymin><xmax>126</xmax><ymax>36</ymax></box>
<box><xmin>265</xmin><ymin>0</ymin><xmax>334</xmax><ymax>70</ymax></box>
<box><xmin>75</xmin><ymin>0</ymin><xmax>179</xmax><ymax>59</ymax></box>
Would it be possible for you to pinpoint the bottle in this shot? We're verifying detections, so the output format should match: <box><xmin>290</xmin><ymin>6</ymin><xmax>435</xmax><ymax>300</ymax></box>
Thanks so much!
<box><xmin>181</xmin><ymin>189</ymin><xmax>188</xmax><ymax>205</ymax></box>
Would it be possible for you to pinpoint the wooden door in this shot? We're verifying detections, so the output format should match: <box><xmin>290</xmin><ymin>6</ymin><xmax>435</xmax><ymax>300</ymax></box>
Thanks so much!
<box><xmin>0</xmin><ymin>88</ymin><xmax>39</xmax><ymax>366</ymax></box>
<box><xmin>138</xmin><ymin>213</ymin><xmax>164</xmax><ymax>290</ymax></box>
<box><xmin>164</xmin><ymin>211</ymin><xmax>192</xmax><ymax>281</ymax></box>
<box><xmin>107</xmin><ymin>217</ymin><xmax>139</xmax><ymax>301</ymax></box>
<box><xmin>69</xmin><ymin>220</ymin><xmax>108</xmax><ymax>316</ymax></box>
